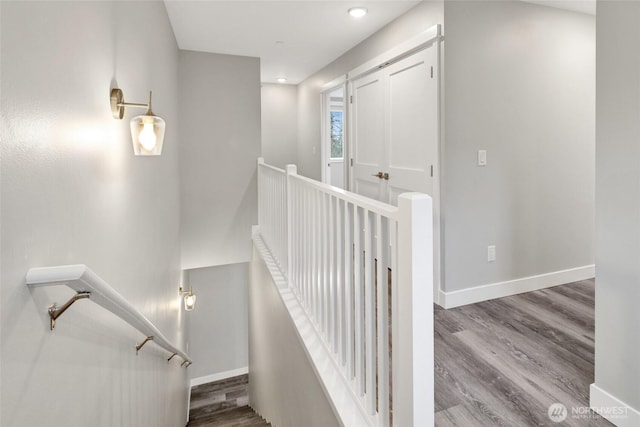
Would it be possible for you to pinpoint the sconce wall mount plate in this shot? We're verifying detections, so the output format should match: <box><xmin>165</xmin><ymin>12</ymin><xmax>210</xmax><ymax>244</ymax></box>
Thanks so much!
<box><xmin>110</xmin><ymin>88</ymin><xmax>125</xmax><ymax>119</ymax></box>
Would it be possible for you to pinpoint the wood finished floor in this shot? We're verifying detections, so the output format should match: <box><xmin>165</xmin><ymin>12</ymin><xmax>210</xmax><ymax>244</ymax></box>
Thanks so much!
<box><xmin>186</xmin><ymin>406</ymin><xmax>270</xmax><ymax>427</ymax></box>
<box><xmin>435</xmin><ymin>279</ymin><xmax>612</xmax><ymax>427</ymax></box>
<box><xmin>188</xmin><ymin>374</ymin><xmax>257</xmax><ymax>426</ymax></box>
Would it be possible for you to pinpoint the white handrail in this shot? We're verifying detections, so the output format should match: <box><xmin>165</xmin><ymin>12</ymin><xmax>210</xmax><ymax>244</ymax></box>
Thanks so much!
<box><xmin>25</xmin><ymin>264</ymin><xmax>192</xmax><ymax>365</ymax></box>
<box><xmin>291</xmin><ymin>173</ymin><xmax>399</xmax><ymax>218</ymax></box>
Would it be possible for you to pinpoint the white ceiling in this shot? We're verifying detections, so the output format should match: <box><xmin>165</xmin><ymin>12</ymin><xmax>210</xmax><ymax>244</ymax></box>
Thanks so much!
<box><xmin>164</xmin><ymin>0</ymin><xmax>596</xmax><ymax>85</ymax></box>
<box><xmin>521</xmin><ymin>0</ymin><xmax>595</xmax><ymax>16</ymax></box>
<box><xmin>164</xmin><ymin>0</ymin><xmax>421</xmax><ymax>84</ymax></box>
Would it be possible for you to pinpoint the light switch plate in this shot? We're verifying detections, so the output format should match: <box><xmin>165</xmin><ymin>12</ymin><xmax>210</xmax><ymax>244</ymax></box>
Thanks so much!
<box><xmin>488</xmin><ymin>245</ymin><xmax>496</xmax><ymax>262</ymax></box>
<box><xmin>478</xmin><ymin>150</ymin><xmax>487</xmax><ymax>166</ymax></box>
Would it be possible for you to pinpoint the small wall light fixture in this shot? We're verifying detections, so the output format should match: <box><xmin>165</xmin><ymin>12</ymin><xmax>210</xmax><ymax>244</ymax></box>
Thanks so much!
<box><xmin>179</xmin><ymin>284</ymin><xmax>197</xmax><ymax>311</ymax></box>
<box><xmin>184</xmin><ymin>288</ymin><xmax>196</xmax><ymax>311</ymax></box>
<box><xmin>110</xmin><ymin>88</ymin><xmax>166</xmax><ymax>156</ymax></box>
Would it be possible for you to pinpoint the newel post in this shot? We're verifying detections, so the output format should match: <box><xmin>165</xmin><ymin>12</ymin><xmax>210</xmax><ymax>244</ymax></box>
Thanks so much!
<box><xmin>285</xmin><ymin>164</ymin><xmax>297</xmax><ymax>286</ymax></box>
<box><xmin>395</xmin><ymin>192</ymin><xmax>434</xmax><ymax>427</ymax></box>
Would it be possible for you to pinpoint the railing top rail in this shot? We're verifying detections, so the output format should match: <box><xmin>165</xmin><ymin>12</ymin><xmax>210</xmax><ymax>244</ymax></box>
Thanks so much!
<box><xmin>258</xmin><ymin>161</ymin><xmax>286</xmax><ymax>175</ymax></box>
<box><xmin>26</xmin><ymin>264</ymin><xmax>192</xmax><ymax>365</ymax></box>
<box><xmin>290</xmin><ymin>173</ymin><xmax>399</xmax><ymax>219</ymax></box>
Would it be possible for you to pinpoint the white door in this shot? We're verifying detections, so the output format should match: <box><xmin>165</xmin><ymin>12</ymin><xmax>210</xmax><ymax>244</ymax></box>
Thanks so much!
<box><xmin>350</xmin><ymin>45</ymin><xmax>438</xmax><ymax>204</ymax></box>
<box><xmin>322</xmin><ymin>86</ymin><xmax>346</xmax><ymax>189</ymax></box>
<box><xmin>350</xmin><ymin>71</ymin><xmax>386</xmax><ymax>201</ymax></box>
<box><xmin>386</xmin><ymin>47</ymin><xmax>438</xmax><ymax>204</ymax></box>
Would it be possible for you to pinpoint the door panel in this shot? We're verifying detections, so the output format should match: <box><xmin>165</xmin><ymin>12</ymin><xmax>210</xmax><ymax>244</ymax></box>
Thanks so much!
<box><xmin>355</xmin><ymin>179</ymin><xmax>384</xmax><ymax>202</ymax></box>
<box><xmin>329</xmin><ymin>159</ymin><xmax>344</xmax><ymax>188</ymax></box>
<box><xmin>350</xmin><ymin>43</ymin><xmax>438</xmax><ymax>205</ymax></box>
<box><xmin>351</xmin><ymin>72</ymin><xmax>385</xmax><ymax>200</ymax></box>
<box><xmin>386</xmin><ymin>48</ymin><xmax>437</xmax><ymax>199</ymax></box>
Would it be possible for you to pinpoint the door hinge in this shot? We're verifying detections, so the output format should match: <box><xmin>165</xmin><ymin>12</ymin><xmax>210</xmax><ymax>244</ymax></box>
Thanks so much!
<box><xmin>350</xmin><ymin>158</ymin><xmax>354</xmax><ymax>167</ymax></box>
<box><xmin>350</xmin><ymin>95</ymin><xmax>353</xmax><ymax>104</ymax></box>
<box><xmin>430</xmin><ymin>165</ymin><xmax>434</xmax><ymax>177</ymax></box>
<box><xmin>430</xmin><ymin>66</ymin><xmax>434</xmax><ymax>78</ymax></box>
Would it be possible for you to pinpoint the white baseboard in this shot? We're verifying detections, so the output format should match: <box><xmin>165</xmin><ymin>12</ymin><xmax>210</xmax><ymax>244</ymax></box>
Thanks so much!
<box><xmin>590</xmin><ymin>383</ymin><xmax>640</xmax><ymax>427</ymax></box>
<box><xmin>438</xmin><ymin>265</ymin><xmax>595</xmax><ymax>309</ymax></box>
<box><xmin>190</xmin><ymin>367</ymin><xmax>249</xmax><ymax>388</ymax></box>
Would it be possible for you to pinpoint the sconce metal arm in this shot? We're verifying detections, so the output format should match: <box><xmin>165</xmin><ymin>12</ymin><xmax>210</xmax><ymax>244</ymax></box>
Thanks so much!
<box><xmin>110</xmin><ymin>88</ymin><xmax>151</xmax><ymax>119</ymax></box>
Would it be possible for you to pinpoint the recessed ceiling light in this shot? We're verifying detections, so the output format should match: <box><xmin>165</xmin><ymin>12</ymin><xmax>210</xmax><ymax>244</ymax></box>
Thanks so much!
<box><xmin>348</xmin><ymin>7</ymin><xmax>368</xmax><ymax>18</ymax></box>
<box><xmin>276</xmin><ymin>77</ymin><xmax>287</xmax><ymax>84</ymax></box>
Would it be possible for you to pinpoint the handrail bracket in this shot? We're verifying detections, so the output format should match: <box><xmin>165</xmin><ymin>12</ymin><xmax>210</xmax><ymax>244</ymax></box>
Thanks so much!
<box><xmin>48</xmin><ymin>291</ymin><xmax>91</xmax><ymax>330</ymax></box>
<box><xmin>136</xmin><ymin>336</ymin><xmax>154</xmax><ymax>354</ymax></box>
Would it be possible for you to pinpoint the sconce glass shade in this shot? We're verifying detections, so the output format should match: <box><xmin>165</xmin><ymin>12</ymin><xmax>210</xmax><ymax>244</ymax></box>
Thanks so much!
<box><xmin>111</xmin><ymin>88</ymin><xmax>166</xmax><ymax>156</ymax></box>
<box><xmin>130</xmin><ymin>114</ymin><xmax>165</xmax><ymax>156</ymax></box>
<box><xmin>184</xmin><ymin>291</ymin><xmax>196</xmax><ymax>311</ymax></box>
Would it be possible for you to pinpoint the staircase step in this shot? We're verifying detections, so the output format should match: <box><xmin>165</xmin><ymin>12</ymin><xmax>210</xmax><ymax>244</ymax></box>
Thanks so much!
<box><xmin>188</xmin><ymin>374</ymin><xmax>271</xmax><ymax>426</ymax></box>
<box><xmin>189</xmin><ymin>374</ymin><xmax>249</xmax><ymax>422</ymax></box>
<box><xmin>186</xmin><ymin>406</ymin><xmax>271</xmax><ymax>427</ymax></box>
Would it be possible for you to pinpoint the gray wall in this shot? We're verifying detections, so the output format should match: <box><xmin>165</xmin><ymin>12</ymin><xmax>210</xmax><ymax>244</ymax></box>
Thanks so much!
<box><xmin>249</xmin><ymin>246</ymin><xmax>340</xmax><ymax>427</ymax></box>
<box><xmin>261</xmin><ymin>84</ymin><xmax>298</xmax><ymax>169</ymax></box>
<box><xmin>179</xmin><ymin>50</ymin><xmax>261</xmax><ymax>270</ymax></box>
<box><xmin>1</xmin><ymin>1</ymin><xmax>187</xmax><ymax>426</ymax></box>
<box><xmin>187</xmin><ymin>264</ymin><xmax>249</xmax><ymax>380</ymax></box>
<box><xmin>442</xmin><ymin>1</ymin><xmax>595</xmax><ymax>292</ymax></box>
<box><xmin>594</xmin><ymin>0</ymin><xmax>640</xmax><ymax>413</ymax></box>
<box><xmin>296</xmin><ymin>1</ymin><xmax>444</xmax><ymax>179</ymax></box>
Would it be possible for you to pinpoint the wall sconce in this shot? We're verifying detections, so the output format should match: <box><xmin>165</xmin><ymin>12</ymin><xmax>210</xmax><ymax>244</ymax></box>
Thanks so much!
<box><xmin>179</xmin><ymin>285</ymin><xmax>197</xmax><ymax>311</ymax></box>
<box><xmin>184</xmin><ymin>289</ymin><xmax>197</xmax><ymax>311</ymax></box>
<box><xmin>110</xmin><ymin>88</ymin><xmax>166</xmax><ymax>156</ymax></box>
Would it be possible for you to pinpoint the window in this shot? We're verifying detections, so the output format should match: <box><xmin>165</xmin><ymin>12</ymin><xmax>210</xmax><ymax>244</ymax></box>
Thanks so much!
<box><xmin>330</xmin><ymin>110</ymin><xmax>343</xmax><ymax>159</ymax></box>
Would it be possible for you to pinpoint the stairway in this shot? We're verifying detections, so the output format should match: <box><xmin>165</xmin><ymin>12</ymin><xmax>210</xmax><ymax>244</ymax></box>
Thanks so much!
<box><xmin>187</xmin><ymin>374</ymin><xmax>271</xmax><ymax>427</ymax></box>
<box><xmin>187</xmin><ymin>405</ymin><xmax>270</xmax><ymax>427</ymax></box>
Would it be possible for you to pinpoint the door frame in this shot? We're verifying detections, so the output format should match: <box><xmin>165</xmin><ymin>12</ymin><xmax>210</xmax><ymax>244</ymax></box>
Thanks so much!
<box><xmin>346</xmin><ymin>24</ymin><xmax>444</xmax><ymax>304</ymax></box>
<box><xmin>320</xmin><ymin>76</ymin><xmax>348</xmax><ymax>188</ymax></box>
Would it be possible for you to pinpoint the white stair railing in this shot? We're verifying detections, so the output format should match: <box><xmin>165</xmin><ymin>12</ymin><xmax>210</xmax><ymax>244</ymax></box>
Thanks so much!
<box><xmin>256</xmin><ymin>158</ymin><xmax>433</xmax><ymax>427</ymax></box>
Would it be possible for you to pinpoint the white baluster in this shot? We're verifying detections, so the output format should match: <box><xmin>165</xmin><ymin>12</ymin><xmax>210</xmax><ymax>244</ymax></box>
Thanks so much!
<box><xmin>353</xmin><ymin>206</ymin><xmax>363</xmax><ymax>396</ymax></box>
<box><xmin>344</xmin><ymin>202</ymin><xmax>354</xmax><ymax>379</ymax></box>
<box><xmin>363</xmin><ymin>209</ymin><xmax>375</xmax><ymax>414</ymax></box>
<box><xmin>376</xmin><ymin>213</ymin><xmax>390</xmax><ymax>426</ymax></box>
<box><xmin>333</xmin><ymin>197</ymin><xmax>344</xmax><ymax>358</ymax></box>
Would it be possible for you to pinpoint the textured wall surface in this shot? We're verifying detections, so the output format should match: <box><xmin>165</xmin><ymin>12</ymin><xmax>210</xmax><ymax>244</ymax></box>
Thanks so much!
<box><xmin>1</xmin><ymin>1</ymin><xmax>187</xmax><ymax>426</ymax></box>
<box><xmin>179</xmin><ymin>50</ymin><xmax>261</xmax><ymax>270</ymax></box>
<box><xmin>187</xmin><ymin>263</ymin><xmax>249</xmax><ymax>380</ymax></box>
<box><xmin>261</xmin><ymin>84</ymin><xmax>298</xmax><ymax>169</ymax></box>
<box><xmin>594</xmin><ymin>0</ymin><xmax>640</xmax><ymax>414</ymax></box>
<box><xmin>443</xmin><ymin>1</ymin><xmax>595</xmax><ymax>292</ymax></box>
